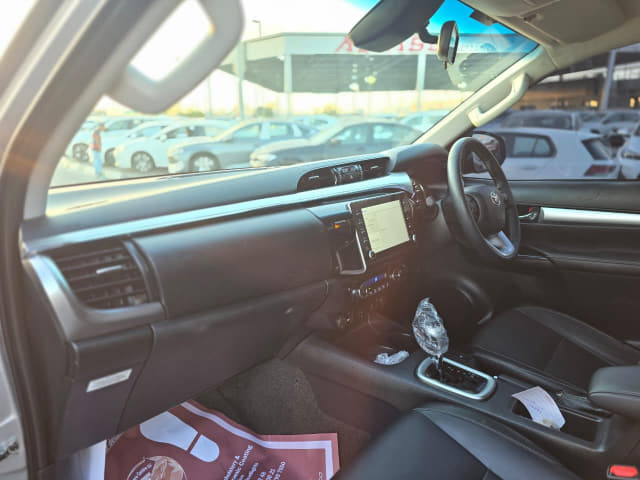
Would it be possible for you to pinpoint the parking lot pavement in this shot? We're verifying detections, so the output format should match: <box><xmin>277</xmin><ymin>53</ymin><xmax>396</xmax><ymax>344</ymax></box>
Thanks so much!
<box><xmin>50</xmin><ymin>157</ymin><xmax>253</xmax><ymax>187</ymax></box>
<box><xmin>50</xmin><ymin>157</ymin><xmax>165</xmax><ymax>186</ymax></box>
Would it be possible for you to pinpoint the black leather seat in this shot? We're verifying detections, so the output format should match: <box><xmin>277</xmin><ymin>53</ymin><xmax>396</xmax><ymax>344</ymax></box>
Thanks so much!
<box><xmin>336</xmin><ymin>403</ymin><xmax>578</xmax><ymax>480</ymax></box>
<box><xmin>472</xmin><ymin>306</ymin><xmax>640</xmax><ymax>393</ymax></box>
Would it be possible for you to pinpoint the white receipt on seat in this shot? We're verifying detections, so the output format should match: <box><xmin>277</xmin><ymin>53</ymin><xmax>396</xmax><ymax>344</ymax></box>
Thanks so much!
<box><xmin>513</xmin><ymin>386</ymin><xmax>566</xmax><ymax>429</ymax></box>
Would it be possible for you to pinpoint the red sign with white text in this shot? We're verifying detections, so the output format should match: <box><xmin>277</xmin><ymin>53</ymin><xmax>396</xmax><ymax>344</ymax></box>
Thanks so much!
<box><xmin>105</xmin><ymin>401</ymin><xmax>340</xmax><ymax>480</ymax></box>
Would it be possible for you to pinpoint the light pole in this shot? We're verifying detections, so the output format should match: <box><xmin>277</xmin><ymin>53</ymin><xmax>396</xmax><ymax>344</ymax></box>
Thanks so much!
<box><xmin>252</xmin><ymin>19</ymin><xmax>262</xmax><ymax>38</ymax></box>
<box><xmin>252</xmin><ymin>20</ymin><xmax>263</xmax><ymax>114</ymax></box>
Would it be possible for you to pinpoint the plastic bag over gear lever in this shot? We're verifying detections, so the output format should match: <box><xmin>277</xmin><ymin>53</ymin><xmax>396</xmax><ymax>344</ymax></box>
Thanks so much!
<box><xmin>412</xmin><ymin>298</ymin><xmax>449</xmax><ymax>377</ymax></box>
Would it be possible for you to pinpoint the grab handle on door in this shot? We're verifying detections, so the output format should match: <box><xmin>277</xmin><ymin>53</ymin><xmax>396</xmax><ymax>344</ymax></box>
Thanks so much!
<box><xmin>468</xmin><ymin>74</ymin><xmax>530</xmax><ymax>127</ymax></box>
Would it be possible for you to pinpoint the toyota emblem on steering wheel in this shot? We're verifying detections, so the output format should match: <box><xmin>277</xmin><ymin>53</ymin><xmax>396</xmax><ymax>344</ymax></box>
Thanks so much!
<box><xmin>490</xmin><ymin>191</ymin><xmax>501</xmax><ymax>206</ymax></box>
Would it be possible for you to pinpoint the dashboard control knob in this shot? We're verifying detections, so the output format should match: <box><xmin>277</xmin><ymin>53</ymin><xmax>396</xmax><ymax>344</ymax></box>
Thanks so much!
<box><xmin>391</xmin><ymin>265</ymin><xmax>406</xmax><ymax>281</ymax></box>
<box><xmin>411</xmin><ymin>234</ymin><xmax>417</xmax><ymax>242</ymax></box>
<box><xmin>368</xmin><ymin>250</ymin><xmax>375</xmax><ymax>259</ymax></box>
<box><xmin>350</xmin><ymin>288</ymin><xmax>364</xmax><ymax>300</ymax></box>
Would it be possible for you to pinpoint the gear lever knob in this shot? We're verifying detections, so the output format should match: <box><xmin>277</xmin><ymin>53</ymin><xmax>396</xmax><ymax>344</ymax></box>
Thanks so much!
<box><xmin>412</xmin><ymin>298</ymin><xmax>449</xmax><ymax>365</ymax></box>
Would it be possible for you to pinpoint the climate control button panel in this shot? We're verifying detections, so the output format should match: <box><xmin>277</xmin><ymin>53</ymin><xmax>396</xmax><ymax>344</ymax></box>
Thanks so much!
<box><xmin>350</xmin><ymin>264</ymin><xmax>407</xmax><ymax>300</ymax></box>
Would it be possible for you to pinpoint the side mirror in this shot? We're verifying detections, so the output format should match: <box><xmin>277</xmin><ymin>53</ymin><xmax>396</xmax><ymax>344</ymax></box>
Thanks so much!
<box><xmin>159</xmin><ymin>134</ymin><xmax>168</xmax><ymax>142</ymax></box>
<box><xmin>465</xmin><ymin>131</ymin><xmax>506</xmax><ymax>173</ymax></box>
<box><xmin>607</xmin><ymin>134</ymin><xmax>626</xmax><ymax>149</ymax></box>
<box><xmin>329</xmin><ymin>138</ymin><xmax>342</xmax><ymax>146</ymax></box>
<box><xmin>437</xmin><ymin>21</ymin><xmax>459</xmax><ymax>67</ymax></box>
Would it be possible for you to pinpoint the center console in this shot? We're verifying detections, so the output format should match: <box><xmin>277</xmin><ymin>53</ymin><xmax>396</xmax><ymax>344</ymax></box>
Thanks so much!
<box><xmin>308</xmin><ymin>191</ymin><xmax>423</xmax><ymax>332</ymax></box>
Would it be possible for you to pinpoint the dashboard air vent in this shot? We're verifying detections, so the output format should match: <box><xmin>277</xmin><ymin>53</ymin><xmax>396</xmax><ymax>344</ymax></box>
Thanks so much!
<box><xmin>50</xmin><ymin>241</ymin><xmax>150</xmax><ymax>309</ymax></box>
<box><xmin>297</xmin><ymin>168</ymin><xmax>335</xmax><ymax>191</ymax></box>
<box><xmin>361</xmin><ymin>158</ymin><xmax>387</xmax><ymax>179</ymax></box>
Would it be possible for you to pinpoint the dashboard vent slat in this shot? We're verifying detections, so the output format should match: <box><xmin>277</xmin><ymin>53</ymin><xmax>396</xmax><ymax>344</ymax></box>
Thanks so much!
<box><xmin>361</xmin><ymin>158</ymin><xmax>387</xmax><ymax>179</ymax></box>
<box><xmin>49</xmin><ymin>241</ymin><xmax>150</xmax><ymax>310</ymax></box>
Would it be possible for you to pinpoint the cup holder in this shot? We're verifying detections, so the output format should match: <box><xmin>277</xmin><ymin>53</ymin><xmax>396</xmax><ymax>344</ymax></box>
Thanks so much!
<box><xmin>512</xmin><ymin>400</ymin><xmax>600</xmax><ymax>442</ymax></box>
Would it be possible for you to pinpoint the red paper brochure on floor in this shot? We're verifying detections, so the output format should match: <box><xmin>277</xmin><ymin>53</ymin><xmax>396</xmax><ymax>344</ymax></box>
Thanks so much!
<box><xmin>105</xmin><ymin>400</ymin><xmax>340</xmax><ymax>480</ymax></box>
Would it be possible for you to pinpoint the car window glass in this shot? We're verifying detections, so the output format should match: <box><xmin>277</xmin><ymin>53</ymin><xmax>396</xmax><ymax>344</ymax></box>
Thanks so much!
<box><xmin>204</xmin><ymin>125</ymin><xmax>222</xmax><ymax>136</ymax></box>
<box><xmin>139</xmin><ymin>125</ymin><xmax>164</xmax><ymax>137</ymax></box>
<box><xmin>189</xmin><ymin>126</ymin><xmax>205</xmax><ymax>136</ymax></box>
<box><xmin>532</xmin><ymin>137</ymin><xmax>552</xmax><ymax>156</ymax></box>
<box><xmin>105</xmin><ymin>120</ymin><xmax>131</xmax><ymax>131</ymax></box>
<box><xmin>333</xmin><ymin>125</ymin><xmax>368</xmax><ymax>144</ymax></box>
<box><xmin>603</xmin><ymin>114</ymin><xmax>622</xmax><ymax>124</ymax></box>
<box><xmin>512</xmin><ymin>135</ymin><xmax>536</xmax><ymax>156</ymax></box>
<box><xmin>269</xmin><ymin>123</ymin><xmax>291</xmax><ymax>138</ymax></box>
<box><xmin>372</xmin><ymin>124</ymin><xmax>395</xmax><ymax>140</ymax></box>
<box><xmin>583</xmin><ymin>139</ymin><xmax>610</xmax><ymax>160</ymax></box>
<box><xmin>231</xmin><ymin>124</ymin><xmax>261</xmax><ymax>140</ymax></box>
<box><xmin>166</xmin><ymin>127</ymin><xmax>190</xmax><ymax>139</ymax></box>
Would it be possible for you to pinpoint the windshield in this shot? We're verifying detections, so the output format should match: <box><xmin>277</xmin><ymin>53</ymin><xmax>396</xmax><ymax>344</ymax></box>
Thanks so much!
<box><xmin>50</xmin><ymin>0</ymin><xmax>536</xmax><ymax>188</ymax></box>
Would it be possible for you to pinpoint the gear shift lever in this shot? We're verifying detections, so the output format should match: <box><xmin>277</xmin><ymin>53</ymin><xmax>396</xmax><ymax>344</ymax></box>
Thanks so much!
<box><xmin>412</xmin><ymin>298</ymin><xmax>449</xmax><ymax>379</ymax></box>
<box><xmin>413</xmin><ymin>299</ymin><xmax>496</xmax><ymax>400</ymax></box>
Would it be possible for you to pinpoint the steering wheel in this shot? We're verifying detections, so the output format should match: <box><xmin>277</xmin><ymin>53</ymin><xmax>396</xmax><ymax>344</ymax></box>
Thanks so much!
<box><xmin>447</xmin><ymin>137</ymin><xmax>520</xmax><ymax>260</ymax></box>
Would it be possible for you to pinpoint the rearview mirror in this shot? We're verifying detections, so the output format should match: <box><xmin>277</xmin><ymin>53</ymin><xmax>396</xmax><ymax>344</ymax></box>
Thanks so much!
<box><xmin>437</xmin><ymin>21</ymin><xmax>459</xmax><ymax>67</ymax></box>
<box><xmin>349</xmin><ymin>0</ymin><xmax>443</xmax><ymax>52</ymax></box>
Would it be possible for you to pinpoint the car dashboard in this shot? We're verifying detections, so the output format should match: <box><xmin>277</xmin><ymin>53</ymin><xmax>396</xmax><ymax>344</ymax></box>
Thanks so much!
<box><xmin>20</xmin><ymin>143</ymin><xmax>449</xmax><ymax>460</ymax></box>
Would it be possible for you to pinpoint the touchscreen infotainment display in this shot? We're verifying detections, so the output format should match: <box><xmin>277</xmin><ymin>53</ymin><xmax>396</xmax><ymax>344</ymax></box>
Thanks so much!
<box><xmin>361</xmin><ymin>200</ymin><xmax>410</xmax><ymax>253</ymax></box>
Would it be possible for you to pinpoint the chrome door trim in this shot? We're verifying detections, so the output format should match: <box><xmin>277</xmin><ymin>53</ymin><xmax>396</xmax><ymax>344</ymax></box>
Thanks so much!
<box><xmin>540</xmin><ymin>207</ymin><xmax>640</xmax><ymax>226</ymax></box>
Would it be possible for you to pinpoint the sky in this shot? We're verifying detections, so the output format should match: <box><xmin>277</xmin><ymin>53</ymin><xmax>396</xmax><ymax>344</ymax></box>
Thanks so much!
<box><xmin>0</xmin><ymin>0</ymin><xmax>35</xmax><ymax>59</ymax></box>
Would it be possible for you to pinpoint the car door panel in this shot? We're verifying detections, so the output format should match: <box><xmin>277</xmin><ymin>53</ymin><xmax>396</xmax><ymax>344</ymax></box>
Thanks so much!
<box><xmin>498</xmin><ymin>181</ymin><xmax>640</xmax><ymax>342</ymax></box>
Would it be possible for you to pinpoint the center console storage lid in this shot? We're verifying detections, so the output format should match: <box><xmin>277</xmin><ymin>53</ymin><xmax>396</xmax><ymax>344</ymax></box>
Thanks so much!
<box><xmin>588</xmin><ymin>365</ymin><xmax>640</xmax><ymax>420</ymax></box>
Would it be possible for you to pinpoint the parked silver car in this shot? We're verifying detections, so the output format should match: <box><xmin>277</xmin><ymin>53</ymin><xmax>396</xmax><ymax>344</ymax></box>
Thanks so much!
<box><xmin>167</xmin><ymin>120</ymin><xmax>314</xmax><ymax>173</ymax></box>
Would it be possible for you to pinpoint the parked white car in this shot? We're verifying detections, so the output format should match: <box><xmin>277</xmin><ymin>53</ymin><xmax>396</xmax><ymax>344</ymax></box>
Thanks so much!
<box><xmin>65</xmin><ymin>116</ymin><xmax>152</xmax><ymax>162</ymax></box>
<box><xmin>400</xmin><ymin>110</ymin><xmax>449</xmax><ymax>132</ymax></box>
<box><xmin>102</xmin><ymin>120</ymin><xmax>171</xmax><ymax>165</ymax></box>
<box><xmin>617</xmin><ymin>123</ymin><xmax>640</xmax><ymax>179</ymax></box>
<box><xmin>575</xmin><ymin>110</ymin><xmax>607</xmax><ymax>132</ymax></box>
<box><xmin>480</xmin><ymin>127</ymin><xmax>620</xmax><ymax>180</ymax></box>
<box><xmin>113</xmin><ymin>119</ymin><xmax>231</xmax><ymax>172</ymax></box>
<box><xmin>501</xmin><ymin>110</ymin><xmax>583</xmax><ymax>130</ymax></box>
<box><xmin>586</xmin><ymin>110</ymin><xmax>640</xmax><ymax>136</ymax></box>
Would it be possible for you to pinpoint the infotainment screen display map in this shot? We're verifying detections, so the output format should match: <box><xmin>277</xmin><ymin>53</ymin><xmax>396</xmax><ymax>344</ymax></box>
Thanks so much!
<box><xmin>361</xmin><ymin>200</ymin><xmax>410</xmax><ymax>253</ymax></box>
